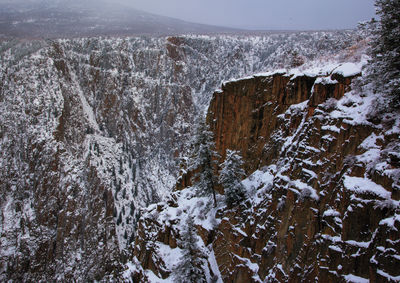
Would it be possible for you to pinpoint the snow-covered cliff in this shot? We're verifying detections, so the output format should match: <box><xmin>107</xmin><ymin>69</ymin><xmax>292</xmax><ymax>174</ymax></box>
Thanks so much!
<box><xmin>0</xmin><ymin>31</ymin><xmax>364</xmax><ymax>281</ymax></box>
<box><xmin>128</xmin><ymin>44</ymin><xmax>400</xmax><ymax>282</ymax></box>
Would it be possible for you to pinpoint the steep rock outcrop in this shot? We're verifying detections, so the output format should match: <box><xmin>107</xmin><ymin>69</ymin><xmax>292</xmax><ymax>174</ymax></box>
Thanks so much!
<box><xmin>207</xmin><ymin>72</ymin><xmax>356</xmax><ymax>173</ymax></box>
<box><xmin>206</xmin><ymin>72</ymin><xmax>399</xmax><ymax>283</ymax></box>
<box><xmin>132</xmin><ymin>68</ymin><xmax>400</xmax><ymax>282</ymax></box>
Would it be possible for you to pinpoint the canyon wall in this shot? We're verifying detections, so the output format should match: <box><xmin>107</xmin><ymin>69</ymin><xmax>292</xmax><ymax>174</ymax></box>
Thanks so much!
<box><xmin>0</xmin><ymin>32</ymin><xmax>373</xmax><ymax>281</ymax></box>
<box><xmin>132</xmin><ymin>68</ymin><xmax>400</xmax><ymax>282</ymax></box>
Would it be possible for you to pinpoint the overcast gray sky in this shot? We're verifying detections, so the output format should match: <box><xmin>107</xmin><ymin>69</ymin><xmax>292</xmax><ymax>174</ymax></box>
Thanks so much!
<box><xmin>115</xmin><ymin>0</ymin><xmax>377</xmax><ymax>30</ymax></box>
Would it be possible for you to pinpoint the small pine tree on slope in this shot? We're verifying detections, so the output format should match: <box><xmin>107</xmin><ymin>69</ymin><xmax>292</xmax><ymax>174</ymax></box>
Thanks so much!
<box><xmin>366</xmin><ymin>0</ymin><xmax>400</xmax><ymax>108</ymax></box>
<box><xmin>174</xmin><ymin>216</ymin><xmax>206</xmax><ymax>283</ymax></box>
<box><xmin>219</xmin><ymin>150</ymin><xmax>246</xmax><ymax>208</ymax></box>
<box><xmin>189</xmin><ymin>119</ymin><xmax>218</xmax><ymax>207</ymax></box>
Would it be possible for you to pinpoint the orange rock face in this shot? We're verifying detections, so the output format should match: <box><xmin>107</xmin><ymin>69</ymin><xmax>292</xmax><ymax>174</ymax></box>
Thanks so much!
<box><xmin>205</xmin><ymin>73</ymin><xmax>399</xmax><ymax>282</ymax></box>
<box><xmin>207</xmin><ymin>73</ymin><xmax>353</xmax><ymax>172</ymax></box>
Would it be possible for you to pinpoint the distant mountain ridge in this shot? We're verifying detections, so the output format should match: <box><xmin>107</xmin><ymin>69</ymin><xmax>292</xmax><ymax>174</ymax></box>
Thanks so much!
<box><xmin>0</xmin><ymin>0</ymin><xmax>240</xmax><ymax>38</ymax></box>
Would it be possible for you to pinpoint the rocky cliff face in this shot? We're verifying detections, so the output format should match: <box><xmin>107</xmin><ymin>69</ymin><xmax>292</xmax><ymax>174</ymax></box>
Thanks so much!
<box><xmin>0</xmin><ymin>32</ymin><xmax>360</xmax><ymax>281</ymax></box>
<box><xmin>207</xmin><ymin>71</ymin><xmax>356</xmax><ymax>173</ymax></box>
<box><xmin>131</xmin><ymin>62</ymin><xmax>400</xmax><ymax>282</ymax></box>
<box><xmin>206</xmin><ymin>70</ymin><xmax>400</xmax><ymax>282</ymax></box>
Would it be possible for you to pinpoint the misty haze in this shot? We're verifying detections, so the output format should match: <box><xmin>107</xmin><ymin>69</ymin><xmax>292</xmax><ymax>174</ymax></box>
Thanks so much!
<box><xmin>0</xmin><ymin>0</ymin><xmax>239</xmax><ymax>38</ymax></box>
<box><xmin>0</xmin><ymin>0</ymin><xmax>376</xmax><ymax>38</ymax></box>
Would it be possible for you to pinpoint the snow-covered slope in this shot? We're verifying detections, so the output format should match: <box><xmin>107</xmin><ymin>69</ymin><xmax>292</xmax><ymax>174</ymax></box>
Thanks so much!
<box><xmin>0</xmin><ymin>31</ymin><xmax>361</xmax><ymax>281</ymax></box>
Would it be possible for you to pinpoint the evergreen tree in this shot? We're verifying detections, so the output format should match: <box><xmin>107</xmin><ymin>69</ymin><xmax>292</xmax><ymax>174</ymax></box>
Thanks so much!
<box><xmin>190</xmin><ymin>119</ymin><xmax>218</xmax><ymax>207</ymax></box>
<box><xmin>174</xmin><ymin>216</ymin><xmax>205</xmax><ymax>283</ymax></box>
<box><xmin>366</xmin><ymin>0</ymin><xmax>400</xmax><ymax>107</ymax></box>
<box><xmin>219</xmin><ymin>150</ymin><xmax>246</xmax><ymax>208</ymax></box>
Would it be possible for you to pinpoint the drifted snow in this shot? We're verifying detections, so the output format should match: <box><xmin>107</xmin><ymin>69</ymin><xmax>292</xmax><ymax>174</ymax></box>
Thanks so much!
<box><xmin>379</xmin><ymin>214</ymin><xmax>400</xmax><ymax>231</ymax></box>
<box><xmin>343</xmin><ymin>274</ymin><xmax>369</xmax><ymax>283</ymax></box>
<box><xmin>343</xmin><ymin>176</ymin><xmax>391</xmax><ymax>199</ymax></box>
<box><xmin>332</xmin><ymin>62</ymin><xmax>364</xmax><ymax>77</ymax></box>
<box><xmin>156</xmin><ymin>243</ymin><xmax>183</xmax><ymax>271</ymax></box>
<box><xmin>377</xmin><ymin>269</ymin><xmax>400</xmax><ymax>282</ymax></box>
